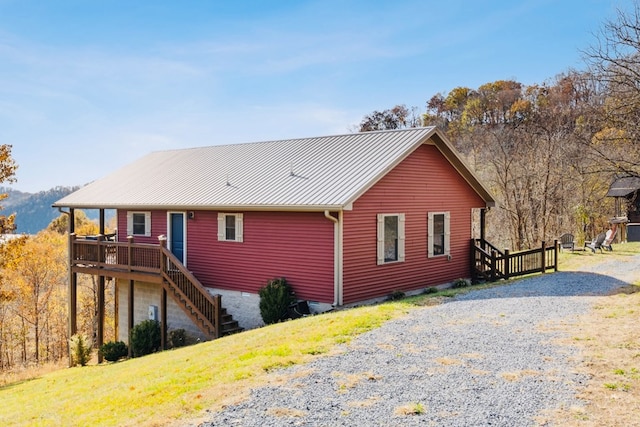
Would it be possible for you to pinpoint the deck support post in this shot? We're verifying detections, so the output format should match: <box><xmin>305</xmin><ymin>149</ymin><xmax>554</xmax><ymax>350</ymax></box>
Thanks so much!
<box><xmin>97</xmin><ymin>210</ymin><xmax>105</xmax><ymax>363</ymax></box>
<box><xmin>128</xmin><ymin>279</ymin><xmax>134</xmax><ymax>358</ymax></box>
<box><xmin>161</xmin><ymin>288</ymin><xmax>167</xmax><ymax>350</ymax></box>
<box><xmin>553</xmin><ymin>240</ymin><xmax>558</xmax><ymax>272</ymax></box>
<box><xmin>68</xmin><ymin>208</ymin><xmax>77</xmax><ymax>367</ymax></box>
<box><xmin>159</xmin><ymin>236</ymin><xmax>167</xmax><ymax>350</ymax></box>
<box><xmin>541</xmin><ymin>241</ymin><xmax>546</xmax><ymax>273</ymax></box>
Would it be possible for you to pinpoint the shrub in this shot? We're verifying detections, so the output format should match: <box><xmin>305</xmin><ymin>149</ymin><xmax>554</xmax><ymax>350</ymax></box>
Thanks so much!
<box><xmin>169</xmin><ymin>328</ymin><xmax>194</xmax><ymax>349</ymax></box>
<box><xmin>130</xmin><ymin>319</ymin><xmax>161</xmax><ymax>357</ymax></box>
<box><xmin>451</xmin><ymin>278</ymin><xmax>470</xmax><ymax>289</ymax></box>
<box><xmin>69</xmin><ymin>334</ymin><xmax>92</xmax><ymax>367</ymax></box>
<box><xmin>259</xmin><ymin>277</ymin><xmax>295</xmax><ymax>325</ymax></box>
<box><xmin>388</xmin><ymin>290</ymin><xmax>406</xmax><ymax>301</ymax></box>
<box><xmin>423</xmin><ymin>287</ymin><xmax>438</xmax><ymax>294</ymax></box>
<box><xmin>99</xmin><ymin>341</ymin><xmax>128</xmax><ymax>362</ymax></box>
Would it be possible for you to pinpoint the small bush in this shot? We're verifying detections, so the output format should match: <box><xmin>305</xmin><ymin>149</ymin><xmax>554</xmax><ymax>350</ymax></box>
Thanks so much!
<box><xmin>69</xmin><ymin>334</ymin><xmax>92</xmax><ymax>367</ymax></box>
<box><xmin>259</xmin><ymin>277</ymin><xmax>295</xmax><ymax>325</ymax></box>
<box><xmin>423</xmin><ymin>287</ymin><xmax>438</xmax><ymax>294</ymax></box>
<box><xmin>451</xmin><ymin>278</ymin><xmax>470</xmax><ymax>289</ymax></box>
<box><xmin>130</xmin><ymin>319</ymin><xmax>161</xmax><ymax>357</ymax></box>
<box><xmin>99</xmin><ymin>341</ymin><xmax>128</xmax><ymax>362</ymax></box>
<box><xmin>388</xmin><ymin>290</ymin><xmax>406</xmax><ymax>301</ymax></box>
<box><xmin>169</xmin><ymin>328</ymin><xmax>194</xmax><ymax>349</ymax></box>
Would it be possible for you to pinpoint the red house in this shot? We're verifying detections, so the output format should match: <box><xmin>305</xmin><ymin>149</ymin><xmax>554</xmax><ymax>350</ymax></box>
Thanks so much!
<box><xmin>54</xmin><ymin>127</ymin><xmax>495</xmax><ymax>350</ymax></box>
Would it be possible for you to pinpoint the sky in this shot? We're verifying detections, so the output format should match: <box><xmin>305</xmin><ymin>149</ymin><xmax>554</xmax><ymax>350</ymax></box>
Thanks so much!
<box><xmin>0</xmin><ymin>0</ymin><xmax>634</xmax><ymax>193</ymax></box>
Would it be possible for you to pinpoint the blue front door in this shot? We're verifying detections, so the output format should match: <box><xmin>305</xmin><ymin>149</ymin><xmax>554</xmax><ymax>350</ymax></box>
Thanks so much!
<box><xmin>170</xmin><ymin>213</ymin><xmax>185</xmax><ymax>263</ymax></box>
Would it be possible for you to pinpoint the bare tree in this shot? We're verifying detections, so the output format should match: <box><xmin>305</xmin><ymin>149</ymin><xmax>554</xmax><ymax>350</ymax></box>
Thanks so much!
<box><xmin>583</xmin><ymin>3</ymin><xmax>640</xmax><ymax>177</ymax></box>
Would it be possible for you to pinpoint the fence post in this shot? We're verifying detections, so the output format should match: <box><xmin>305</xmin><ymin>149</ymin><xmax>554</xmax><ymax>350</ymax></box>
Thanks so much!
<box><xmin>214</xmin><ymin>294</ymin><xmax>222</xmax><ymax>339</ymax></box>
<box><xmin>504</xmin><ymin>249</ymin><xmax>510</xmax><ymax>280</ymax></box>
<box><xmin>127</xmin><ymin>236</ymin><xmax>134</xmax><ymax>272</ymax></box>
<box><xmin>158</xmin><ymin>235</ymin><xmax>167</xmax><ymax>274</ymax></box>
<box><xmin>470</xmin><ymin>239</ymin><xmax>477</xmax><ymax>284</ymax></box>
<box><xmin>541</xmin><ymin>241</ymin><xmax>546</xmax><ymax>273</ymax></box>
<box><xmin>97</xmin><ymin>234</ymin><xmax>105</xmax><ymax>265</ymax></box>
<box><xmin>553</xmin><ymin>239</ymin><xmax>558</xmax><ymax>272</ymax></box>
<box><xmin>491</xmin><ymin>250</ymin><xmax>497</xmax><ymax>282</ymax></box>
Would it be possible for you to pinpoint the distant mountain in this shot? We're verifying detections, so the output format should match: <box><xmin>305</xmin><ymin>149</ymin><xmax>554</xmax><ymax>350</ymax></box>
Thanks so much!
<box><xmin>0</xmin><ymin>186</ymin><xmax>84</xmax><ymax>234</ymax></box>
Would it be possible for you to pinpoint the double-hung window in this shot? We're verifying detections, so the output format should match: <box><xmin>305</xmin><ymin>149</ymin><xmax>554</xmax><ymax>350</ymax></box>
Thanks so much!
<box><xmin>377</xmin><ymin>213</ymin><xmax>405</xmax><ymax>265</ymax></box>
<box><xmin>126</xmin><ymin>212</ymin><xmax>151</xmax><ymax>237</ymax></box>
<box><xmin>217</xmin><ymin>213</ymin><xmax>243</xmax><ymax>242</ymax></box>
<box><xmin>428</xmin><ymin>212</ymin><xmax>450</xmax><ymax>257</ymax></box>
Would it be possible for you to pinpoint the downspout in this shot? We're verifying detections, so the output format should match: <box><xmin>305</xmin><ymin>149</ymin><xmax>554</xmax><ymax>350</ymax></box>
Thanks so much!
<box><xmin>324</xmin><ymin>210</ymin><xmax>342</xmax><ymax>306</ymax></box>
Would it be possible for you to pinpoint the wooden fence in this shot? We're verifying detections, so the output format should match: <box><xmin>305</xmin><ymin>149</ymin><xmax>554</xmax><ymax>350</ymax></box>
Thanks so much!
<box><xmin>471</xmin><ymin>239</ymin><xmax>558</xmax><ymax>283</ymax></box>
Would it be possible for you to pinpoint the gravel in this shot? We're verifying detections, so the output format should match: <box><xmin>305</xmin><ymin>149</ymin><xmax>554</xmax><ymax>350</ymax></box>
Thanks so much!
<box><xmin>199</xmin><ymin>255</ymin><xmax>639</xmax><ymax>427</ymax></box>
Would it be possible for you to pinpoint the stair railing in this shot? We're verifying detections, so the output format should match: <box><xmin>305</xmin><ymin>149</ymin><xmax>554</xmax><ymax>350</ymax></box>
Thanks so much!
<box><xmin>158</xmin><ymin>238</ymin><xmax>222</xmax><ymax>339</ymax></box>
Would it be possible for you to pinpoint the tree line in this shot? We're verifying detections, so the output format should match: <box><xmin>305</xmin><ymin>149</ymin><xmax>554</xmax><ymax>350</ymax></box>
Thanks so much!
<box><xmin>0</xmin><ymin>212</ymin><xmax>116</xmax><ymax>371</ymax></box>
<box><xmin>358</xmin><ymin>6</ymin><xmax>640</xmax><ymax>250</ymax></box>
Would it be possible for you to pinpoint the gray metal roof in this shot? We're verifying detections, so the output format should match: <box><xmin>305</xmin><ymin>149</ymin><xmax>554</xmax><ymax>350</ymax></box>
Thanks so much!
<box><xmin>606</xmin><ymin>176</ymin><xmax>640</xmax><ymax>197</ymax></box>
<box><xmin>54</xmin><ymin>127</ymin><xmax>496</xmax><ymax>210</ymax></box>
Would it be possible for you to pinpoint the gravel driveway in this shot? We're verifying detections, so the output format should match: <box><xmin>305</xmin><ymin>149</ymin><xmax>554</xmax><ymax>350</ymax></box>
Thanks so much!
<box><xmin>199</xmin><ymin>255</ymin><xmax>639</xmax><ymax>427</ymax></box>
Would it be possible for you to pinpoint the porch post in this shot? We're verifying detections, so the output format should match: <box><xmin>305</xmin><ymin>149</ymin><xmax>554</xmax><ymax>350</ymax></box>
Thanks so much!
<box><xmin>480</xmin><ymin>208</ymin><xmax>487</xmax><ymax>242</ymax></box>
<box><xmin>128</xmin><ymin>279</ymin><xmax>134</xmax><ymax>358</ymax></box>
<box><xmin>159</xmin><ymin>236</ymin><xmax>167</xmax><ymax>350</ymax></box>
<box><xmin>68</xmin><ymin>209</ymin><xmax>77</xmax><ymax>367</ymax></box>
<box><xmin>97</xmin><ymin>209</ymin><xmax>105</xmax><ymax>362</ymax></box>
<box><xmin>161</xmin><ymin>288</ymin><xmax>167</xmax><ymax>350</ymax></box>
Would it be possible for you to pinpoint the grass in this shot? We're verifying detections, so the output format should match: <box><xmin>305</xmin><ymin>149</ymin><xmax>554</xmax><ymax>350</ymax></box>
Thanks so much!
<box><xmin>0</xmin><ymin>291</ymin><xmax>459</xmax><ymax>427</ymax></box>
<box><xmin>546</xmin><ymin>241</ymin><xmax>640</xmax><ymax>426</ymax></box>
<box><xmin>2</xmin><ymin>242</ymin><xmax>639</xmax><ymax>426</ymax></box>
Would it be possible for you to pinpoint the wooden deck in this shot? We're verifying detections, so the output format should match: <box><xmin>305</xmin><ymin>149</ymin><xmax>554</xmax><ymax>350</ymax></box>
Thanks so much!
<box><xmin>70</xmin><ymin>234</ymin><xmax>242</xmax><ymax>340</ymax></box>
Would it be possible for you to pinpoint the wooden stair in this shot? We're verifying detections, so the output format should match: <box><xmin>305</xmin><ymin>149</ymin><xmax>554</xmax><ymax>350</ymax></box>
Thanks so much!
<box><xmin>160</xmin><ymin>247</ymin><xmax>244</xmax><ymax>340</ymax></box>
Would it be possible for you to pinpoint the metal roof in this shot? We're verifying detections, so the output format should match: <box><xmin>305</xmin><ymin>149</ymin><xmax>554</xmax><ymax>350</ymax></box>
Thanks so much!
<box><xmin>606</xmin><ymin>176</ymin><xmax>640</xmax><ymax>197</ymax></box>
<box><xmin>53</xmin><ymin>127</ymin><xmax>496</xmax><ymax>210</ymax></box>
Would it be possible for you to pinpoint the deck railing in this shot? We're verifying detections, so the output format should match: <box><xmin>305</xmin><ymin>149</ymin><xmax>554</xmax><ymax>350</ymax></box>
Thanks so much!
<box><xmin>471</xmin><ymin>239</ymin><xmax>558</xmax><ymax>283</ymax></box>
<box><xmin>70</xmin><ymin>234</ymin><xmax>221</xmax><ymax>338</ymax></box>
<box><xmin>71</xmin><ymin>234</ymin><xmax>161</xmax><ymax>273</ymax></box>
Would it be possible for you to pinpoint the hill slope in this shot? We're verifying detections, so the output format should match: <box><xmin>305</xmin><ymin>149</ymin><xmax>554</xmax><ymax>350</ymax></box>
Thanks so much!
<box><xmin>1</xmin><ymin>186</ymin><xmax>79</xmax><ymax>234</ymax></box>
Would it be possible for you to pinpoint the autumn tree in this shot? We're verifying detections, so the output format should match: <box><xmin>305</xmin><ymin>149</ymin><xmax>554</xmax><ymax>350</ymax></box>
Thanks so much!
<box><xmin>7</xmin><ymin>231</ymin><xmax>67</xmax><ymax>363</ymax></box>
<box><xmin>358</xmin><ymin>104</ymin><xmax>422</xmax><ymax>131</ymax></box>
<box><xmin>0</xmin><ymin>145</ymin><xmax>18</xmax><ymax>233</ymax></box>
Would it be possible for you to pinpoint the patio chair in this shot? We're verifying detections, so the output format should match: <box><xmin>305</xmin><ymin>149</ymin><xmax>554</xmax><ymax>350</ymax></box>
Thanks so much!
<box><xmin>585</xmin><ymin>232</ymin><xmax>606</xmax><ymax>253</ymax></box>
<box><xmin>602</xmin><ymin>228</ymin><xmax>616</xmax><ymax>251</ymax></box>
<box><xmin>559</xmin><ymin>233</ymin><xmax>575</xmax><ymax>251</ymax></box>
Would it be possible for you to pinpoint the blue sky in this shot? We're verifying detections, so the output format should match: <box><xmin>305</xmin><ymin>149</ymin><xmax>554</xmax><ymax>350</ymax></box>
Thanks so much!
<box><xmin>0</xmin><ymin>0</ymin><xmax>632</xmax><ymax>192</ymax></box>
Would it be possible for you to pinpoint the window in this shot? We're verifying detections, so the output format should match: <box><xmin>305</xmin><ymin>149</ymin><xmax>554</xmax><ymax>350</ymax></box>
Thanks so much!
<box><xmin>126</xmin><ymin>211</ymin><xmax>151</xmax><ymax>237</ymax></box>
<box><xmin>428</xmin><ymin>212</ymin><xmax>450</xmax><ymax>257</ymax></box>
<box><xmin>218</xmin><ymin>213</ymin><xmax>243</xmax><ymax>242</ymax></box>
<box><xmin>377</xmin><ymin>213</ymin><xmax>405</xmax><ymax>265</ymax></box>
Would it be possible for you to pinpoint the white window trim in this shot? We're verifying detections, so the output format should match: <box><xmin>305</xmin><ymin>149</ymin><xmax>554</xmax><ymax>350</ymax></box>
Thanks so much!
<box><xmin>217</xmin><ymin>213</ymin><xmax>243</xmax><ymax>242</ymax></box>
<box><xmin>126</xmin><ymin>211</ymin><xmax>151</xmax><ymax>237</ymax></box>
<box><xmin>377</xmin><ymin>213</ymin><xmax>405</xmax><ymax>265</ymax></box>
<box><xmin>428</xmin><ymin>212</ymin><xmax>450</xmax><ymax>257</ymax></box>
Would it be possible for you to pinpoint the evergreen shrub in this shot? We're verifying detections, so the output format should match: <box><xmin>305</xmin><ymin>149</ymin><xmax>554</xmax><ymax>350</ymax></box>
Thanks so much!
<box><xmin>259</xmin><ymin>277</ymin><xmax>295</xmax><ymax>325</ymax></box>
<box><xmin>130</xmin><ymin>319</ymin><xmax>161</xmax><ymax>357</ymax></box>
<box><xmin>99</xmin><ymin>341</ymin><xmax>128</xmax><ymax>362</ymax></box>
<box><xmin>69</xmin><ymin>334</ymin><xmax>92</xmax><ymax>367</ymax></box>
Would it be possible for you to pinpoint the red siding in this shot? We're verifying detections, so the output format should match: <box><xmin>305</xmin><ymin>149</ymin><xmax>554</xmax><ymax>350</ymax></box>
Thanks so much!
<box><xmin>342</xmin><ymin>144</ymin><xmax>486</xmax><ymax>304</ymax></box>
<box><xmin>116</xmin><ymin>210</ymin><xmax>167</xmax><ymax>244</ymax></box>
<box><xmin>187</xmin><ymin>211</ymin><xmax>335</xmax><ymax>303</ymax></box>
<box><xmin>118</xmin><ymin>209</ymin><xmax>335</xmax><ymax>302</ymax></box>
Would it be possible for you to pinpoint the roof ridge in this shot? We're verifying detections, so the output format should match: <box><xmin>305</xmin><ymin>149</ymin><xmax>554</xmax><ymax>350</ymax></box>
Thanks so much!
<box><xmin>150</xmin><ymin>126</ymin><xmax>437</xmax><ymax>154</ymax></box>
